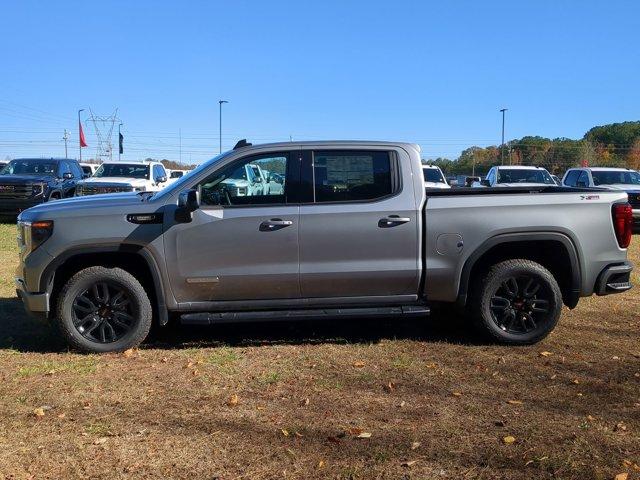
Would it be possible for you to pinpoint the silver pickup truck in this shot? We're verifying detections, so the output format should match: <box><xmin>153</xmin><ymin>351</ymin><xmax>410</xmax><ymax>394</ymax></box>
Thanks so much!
<box><xmin>15</xmin><ymin>140</ymin><xmax>634</xmax><ymax>353</ymax></box>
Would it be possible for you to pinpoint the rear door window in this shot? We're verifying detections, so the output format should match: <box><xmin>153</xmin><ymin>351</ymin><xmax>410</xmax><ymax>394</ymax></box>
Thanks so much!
<box><xmin>312</xmin><ymin>150</ymin><xmax>394</xmax><ymax>202</ymax></box>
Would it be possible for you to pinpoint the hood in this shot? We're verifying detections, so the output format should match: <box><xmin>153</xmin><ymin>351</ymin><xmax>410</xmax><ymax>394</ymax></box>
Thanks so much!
<box><xmin>495</xmin><ymin>182</ymin><xmax>551</xmax><ymax>188</ymax></box>
<box><xmin>79</xmin><ymin>177</ymin><xmax>148</xmax><ymax>187</ymax></box>
<box><xmin>424</xmin><ymin>182</ymin><xmax>451</xmax><ymax>189</ymax></box>
<box><xmin>19</xmin><ymin>192</ymin><xmax>149</xmax><ymax>220</ymax></box>
<box><xmin>0</xmin><ymin>174</ymin><xmax>56</xmax><ymax>184</ymax></box>
<box><xmin>222</xmin><ymin>178</ymin><xmax>250</xmax><ymax>187</ymax></box>
<box><xmin>599</xmin><ymin>184</ymin><xmax>640</xmax><ymax>192</ymax></box>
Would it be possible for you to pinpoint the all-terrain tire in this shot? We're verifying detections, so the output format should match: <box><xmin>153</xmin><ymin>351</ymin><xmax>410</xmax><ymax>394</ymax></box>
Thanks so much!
<box><xmin>56</xmin><ymin>266</ymin><xmax>152</xmax><ymax>353</ymax></box>
<box><xmin>470</xmin><ymin>259</ymin><xmax>563</xmax><ymax>345</ymax></box>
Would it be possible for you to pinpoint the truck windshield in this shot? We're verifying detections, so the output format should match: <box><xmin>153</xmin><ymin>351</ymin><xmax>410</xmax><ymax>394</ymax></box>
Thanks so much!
<box><xmin>94</xmin><ymin>164</ymin><xmax>149</xmax><ymax>179</ymax></box>
<box><xmin>497</xmin><ymin>169</ymin><xmax>555</xmax><ymax>185</ymax></box>
<box><xmin>591</xmin><ymin>170</ymin><xmax>640</xmax><ymax>186</ymax></box>
<box><xmin>0</xmin><ymin>160</ymin><xmax>57</xmax><ymax>176</ymax></box>
<box><xmin>423</xmin><ymin>168</ymin><xmax>445</xmax><ymax>183</ymax></box>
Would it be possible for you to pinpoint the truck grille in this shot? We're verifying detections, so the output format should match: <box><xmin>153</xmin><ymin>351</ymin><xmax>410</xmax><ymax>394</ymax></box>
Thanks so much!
<box><xmin>0</xmin><ymin>183</ymin><xmax>33</xmax><ymax>199</ymax></box>
<box><xmin>81</xmin><ymin>184</ymin><xmax>133</xmax><ymax>195</ymax></box>
<box><xmin>628</xmin><ymin>192</ymin><xmax>640</xmax><ymax>209</ymax></box>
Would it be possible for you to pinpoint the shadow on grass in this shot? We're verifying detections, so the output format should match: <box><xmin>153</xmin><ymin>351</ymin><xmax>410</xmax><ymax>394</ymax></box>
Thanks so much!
<box><xmin>0</xmin><ymin>296</ymin><xmax>481</xmax><ymax>353</ymax></box>
<box><xmin>0</xmin><ymin>297</ymin><xmax>65</xmax><ymax>352</ymax></box>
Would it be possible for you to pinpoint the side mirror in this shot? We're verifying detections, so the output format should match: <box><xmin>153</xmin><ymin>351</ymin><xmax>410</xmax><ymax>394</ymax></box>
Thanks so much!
<box><xmin>63</xmin><ymin>172</ymin><xmax>74</xmax><ymax>180</ymax></box>
<box><xmin>156</xmin><ymin>175</ymin><xmax>167</xmax><ymax>184</ymax></box>
<box><xmin>178</xmin><ymin>189</ymin><xmax>200</xmax><ymax>212</ymax></box>
<box><xmin>481</xmin><ymin>179</ymin><xmax>491</xmax><ymax>187</ymax></box>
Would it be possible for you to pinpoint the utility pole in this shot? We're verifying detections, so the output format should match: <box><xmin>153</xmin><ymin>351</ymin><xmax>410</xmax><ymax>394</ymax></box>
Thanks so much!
<box><xmin>500</xmin><ymin>108</ymin><xmax>508</xmax><ymax>166</ymax></box>
<box><xmin>78</xmin><ymin>109</ymin><xmax>84</xmax><ymax>161</ymax></box>
<box><xmin>118</xmin><ymin>123</ymin><xmax>123</xmax><ymax>161</ymax></box>
<box><xmin>218</xmin><ymin>100</ymin><xmax>228</xmax><ymax>154</ymax></box>
<box><xmin>63</xmin><ymin>129</ymin><xmax>69</xmax><ymax>158</ymax></box>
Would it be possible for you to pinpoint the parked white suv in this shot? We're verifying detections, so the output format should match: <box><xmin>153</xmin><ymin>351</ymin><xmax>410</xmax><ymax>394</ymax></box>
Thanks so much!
<box><xmin>421</xmin><ymin>165</ymin><xmax>450</xmax><ymax>189</ymax></box>
<box><xmin>76</xmin><ymin>160</ymin><xmax>168</xmax><ymax>196</ymax></box>
<box><xmin>482</xmin><ymin>165</ymin><xmax>556</xmax><ymax>187</ymax></box>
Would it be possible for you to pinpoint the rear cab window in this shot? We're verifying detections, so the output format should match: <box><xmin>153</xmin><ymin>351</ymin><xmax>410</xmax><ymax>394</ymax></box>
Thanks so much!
<box><xmin>311</xmin><ymin>150</ymin><xmax>395</xmax><ymax>202</ymax></box>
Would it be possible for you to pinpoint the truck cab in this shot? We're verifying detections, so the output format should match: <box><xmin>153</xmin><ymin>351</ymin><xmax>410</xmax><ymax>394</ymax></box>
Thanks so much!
<box><xmin>482</xmin><ymin>165</ymin><xmax>556</xmax><ymax>187</ymax></box>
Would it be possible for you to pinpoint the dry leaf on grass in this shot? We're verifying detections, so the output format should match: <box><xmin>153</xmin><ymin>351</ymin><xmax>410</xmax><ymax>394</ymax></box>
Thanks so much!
<box><xmin>281</xmin><ymin>429</ymin><xmax>289</xmax><ymax>437</ymax></box>
<box><xmin>317</xmin><ymin>460</ymin><xmax>325</xmax><ymax>469</ymax></box>
<box><xmin>356</xmin><ymin>432</ymin><xmax>372</xmax><ymax>438</ymax></box>
<box><xmin>353</xmin><ymin>361</ymin><xmax>365</xmax><ymax>368</ymax></box>
<box><xmin>32</xmin><ymin>407</ymin><xmax>45</xmax><ymax>417</ymax></box>
<box><xmin>402</xmin><ymin>460</ymin><xmax>418</xmax><ymax>467</ymax></box>
<box><xmin>301</xmin><ymin>398</ymin><xmax>310</xmax><ymax>406</ymax></box>
<box><xmin>94</xmin><ymin>437</ymin><xmax>108</xmax><ymax>445</ymax></box>
<box><xmin>226</xmin><ymin>394</ymin><xmax>239</xmax><ymax>407</ymax></box>
<box><xmin>384</xmin><ymin>381</ymin><xmax>396</xmax><ymax>393</ymax></box>
<box><xmin>614</xmin><ymin>473</ymin><xmax>628</xmax><ymax>480</ymax></box>
<box><xmin>452</xmin><ymin>391</ymin><xmax>463</xmax><ymax>397</ymax></box>
<box><xmin>539</xmin><ymin>351</ymin><xmax>553</xmax><ymax>357</ymax></box>
<box><xmin>122</xmin><ymin>348</ymin><xmax>135</xmax><ymax>358</ymax></box>
<box><xmin>410</xmin><ymin>441</ymin><xmax>421</xmax><ymax>450</ymax></box>
<box><xmin>503</xmin><ymin>435</ymin><xmax>516</xmax><ymax>444</ymax></box>
<box><xmin>507</xmin><ymin>400</ymin><xmax>523</xmax><ymax>405</ymax></box>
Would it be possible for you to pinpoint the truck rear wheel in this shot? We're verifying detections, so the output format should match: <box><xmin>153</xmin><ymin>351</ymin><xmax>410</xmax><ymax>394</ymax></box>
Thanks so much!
<box><xmin>56</xmin><ymin>266</ymin><xmax>152</xmax><ymax>353</ymax></box>
<box><xmin>471</xmin><ymin>259</ymin><xmax>562</xmax><ymax>344</ymax></box>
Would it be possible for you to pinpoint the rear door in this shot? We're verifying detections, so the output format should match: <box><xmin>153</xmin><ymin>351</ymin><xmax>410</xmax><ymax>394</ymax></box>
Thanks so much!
<box><xmin>298</xmin><ymin>148</ymin><xmax>419</xmax><ymax>299</ymax></box>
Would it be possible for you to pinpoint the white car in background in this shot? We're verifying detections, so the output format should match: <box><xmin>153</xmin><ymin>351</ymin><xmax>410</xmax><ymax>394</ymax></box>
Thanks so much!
<box><xmin>75</xmin><ymin>160</ymin><xmax>168</xmax><ymax>196</ymax></box>
<box><xmin>421</xmin><ymin>165</ymin><xmax>450</xmax><ymax>189</ymax></box>
<box><xmin>481</xmin><ymin>165</ymin><xmax>556</xmax><ymax>187</ymax></box>
<box><xmin>79</xmin><ymin>163</ymin><xmax>100</xmax><ymax>177</ymax></box>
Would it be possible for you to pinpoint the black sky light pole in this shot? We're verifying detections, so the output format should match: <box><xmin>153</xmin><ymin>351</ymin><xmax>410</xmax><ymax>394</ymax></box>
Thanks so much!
<box><xmin>219</xmin><ymin>100</ymin><xmax>228</xmax><ymax>154</ymax></box>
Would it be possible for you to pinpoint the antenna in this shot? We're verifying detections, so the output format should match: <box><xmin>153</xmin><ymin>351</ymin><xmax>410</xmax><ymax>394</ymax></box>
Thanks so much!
<box><xmin>88</xmin><ymin>108</ymin><xmax>120</xmax><ymax>161</ymax></box>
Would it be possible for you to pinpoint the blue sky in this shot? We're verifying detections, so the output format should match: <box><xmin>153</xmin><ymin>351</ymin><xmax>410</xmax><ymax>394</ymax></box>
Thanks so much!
<box><xmin>1</xmin><ymin>0</ymin><xmax>638</xmax><ymax>163</ymax></box>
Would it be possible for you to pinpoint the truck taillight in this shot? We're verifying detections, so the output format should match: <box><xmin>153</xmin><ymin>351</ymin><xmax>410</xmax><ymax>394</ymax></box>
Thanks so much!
<box><xmin>612</xmin><ymin>203</ymin><xmax>632</xmax><ymax>249</ymax></box>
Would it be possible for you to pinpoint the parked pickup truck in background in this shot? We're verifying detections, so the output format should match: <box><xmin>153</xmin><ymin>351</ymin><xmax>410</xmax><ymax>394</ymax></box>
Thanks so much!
<box><xmin>422</xmin><ymin>164</ymin><xmax>450</xmax><ymax>189</ymax></box>
<box><xmin>15</xmin><ymin>140</ymin><xmax>634</xmax><ymax>353</ymax></box>
<box><xmin>75</xmin><ymin>160</ymin><xmax>168</xmax><ymax>196</ymax></box>
<box><xmin>481</xmin><ymin>165</ymin><xmax>557</xmax><ymax>187</ymax></box>
<box><xmin>562</xmin><ymin>167</ymin><xmax>640</xmax><ymax>233</ymax></box>
<box><xmin>0</xmin><ymin>158</ymin><xmax>84</xmax><ymax>217</ymax></box>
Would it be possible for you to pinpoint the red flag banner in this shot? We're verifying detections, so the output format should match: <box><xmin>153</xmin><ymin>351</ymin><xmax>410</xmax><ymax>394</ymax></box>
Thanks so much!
<box><xmin>79</xmin><ymin>120</ymin><xmax>88</xmax><ymax>148</ymax></box>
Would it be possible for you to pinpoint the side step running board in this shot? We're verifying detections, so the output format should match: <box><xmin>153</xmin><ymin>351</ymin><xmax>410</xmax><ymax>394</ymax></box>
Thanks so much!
<box><xmin>180</xmin><ymin>305</ymin><xmax>430</xmax><ymax>325</ymax></box>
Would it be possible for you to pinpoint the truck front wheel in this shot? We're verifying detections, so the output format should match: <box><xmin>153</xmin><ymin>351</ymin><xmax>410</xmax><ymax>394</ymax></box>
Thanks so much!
<box><xmin>471</xmin><ymin>259</ymin><xmax>562</xmax><ymax>344</ymax></box>
<box><xmin>56</xmin><ymin>266</ymin><xmax>153</xmax><ymax>353</ymax></box>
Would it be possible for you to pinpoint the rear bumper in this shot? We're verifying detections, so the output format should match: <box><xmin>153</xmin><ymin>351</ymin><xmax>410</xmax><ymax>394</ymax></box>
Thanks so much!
<box><xmin>633</xmin><ymin>209</ymin><xmax>640</xmax><ymax>233</ymax></box>
<box><xmin>15</xmin><ymin>277</ymin><xmax>49</xmax><ymax>319</ymax></box>
<box><xmin>595</xmin><ymin>262</ymin><xmax>634</xmax><ymax>295</ymax></box>
<box><xmin>0</xmin><ymin>198</ymin><xmax>43</xmax><ymax>216</ymax></box>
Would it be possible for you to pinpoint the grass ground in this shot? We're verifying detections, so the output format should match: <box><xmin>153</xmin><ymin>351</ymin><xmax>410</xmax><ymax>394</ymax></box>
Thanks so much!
<box><xmin>0</xmin><ymin>223</ymin><xmax>638</xmax><ymax>479</ymax></box>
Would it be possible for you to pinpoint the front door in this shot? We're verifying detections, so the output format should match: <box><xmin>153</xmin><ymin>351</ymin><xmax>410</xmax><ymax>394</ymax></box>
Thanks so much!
<box><xmin>298</xmin><ymin>148</ymin><xmax>419</xmax><ymax>298</ymax></box>
<box><xmin>164</xmin><ymin>151</ymin><xmax>299</xmax><ymax>303</ymax></box>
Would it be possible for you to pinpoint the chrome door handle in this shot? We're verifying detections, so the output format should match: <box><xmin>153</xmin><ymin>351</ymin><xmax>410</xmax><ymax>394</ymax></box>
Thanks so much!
<box><xmin>378</xmin><ymin>215</ymin><xmax>411</xmax><ymax>228</ymax></box>
<box><xmin>259</xmin><ymin>218</ymin><xmax>293</xmax><ymax>231</ymax></box>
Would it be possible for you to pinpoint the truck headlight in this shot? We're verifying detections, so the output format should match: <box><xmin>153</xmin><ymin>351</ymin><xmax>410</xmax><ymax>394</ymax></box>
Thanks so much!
<box><xmin>18</xmin><ymin>220</ymin><xmax>54</xmax><ymax>253</ymax></box>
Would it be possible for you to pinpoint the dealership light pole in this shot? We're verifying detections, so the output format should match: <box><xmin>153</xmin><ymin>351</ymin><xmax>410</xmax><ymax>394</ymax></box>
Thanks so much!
<box><xmin>62</xmin><ymin>129</ymin><xmax>69</xmax><ymax>158</ymax></box>
<box><xmin>219</xmin><ymin>100</ymin><xmax>228</xmax><ymax>154</ymax></box>
<box><xmin>78</xmin><ymin>109</ymin><xmax>84</xmax><ymax>162</ymax></box>
<box><xmin>500</xmin><ymin>108</ymin><xmax>507</xmax><ymax>166</ymax></box>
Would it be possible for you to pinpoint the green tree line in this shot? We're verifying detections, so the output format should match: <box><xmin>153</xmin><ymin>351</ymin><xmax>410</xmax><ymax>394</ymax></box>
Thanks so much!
<box><xmin>426</xmin><ymin>121</ymin><xmax>640</xmax><ymax>176</ymax></box>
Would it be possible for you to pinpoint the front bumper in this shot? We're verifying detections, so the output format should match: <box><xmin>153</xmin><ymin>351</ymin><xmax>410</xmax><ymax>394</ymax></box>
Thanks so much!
<box><xmin>595</xmin><ymin>262</ymin><xmax>634</xmax><ymax>296</ymax></box>
<box><xmin>15</xmin><ymin>277</ymin><xmax>49</xmax><ymax>319</ymax></box>
<box><xmin>0</xmin><ymin>198</ymin><xmax>43</xmax><ymax>216</ymax></box>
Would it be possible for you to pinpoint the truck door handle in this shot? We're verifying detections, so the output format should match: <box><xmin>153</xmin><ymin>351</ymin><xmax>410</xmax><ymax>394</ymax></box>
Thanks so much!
<box><xmin>259</xmin><ymin>218</ymin><xmax>293</xmax><ymax>231</ymax></box>
<box><xmin>378</xmin><ymin>215</ymin><xmax>411</xmax><ymax>228</ymax></box>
